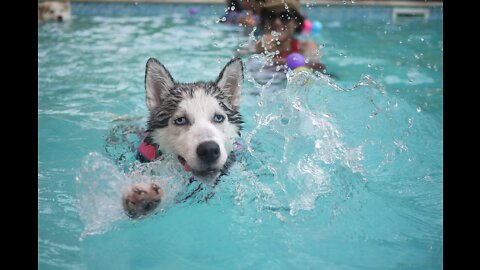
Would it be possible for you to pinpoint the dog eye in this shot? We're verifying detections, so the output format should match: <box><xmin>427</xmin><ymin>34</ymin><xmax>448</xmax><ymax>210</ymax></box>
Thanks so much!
<box><xmin>213</xmin><ymin>114</ymin><xmax>225</xmax><ymax>123</ymax></box>
<box><xmin>174</xmin><ymin>117</ymin><xmax>188</xmax><ymax>125</ymax></box>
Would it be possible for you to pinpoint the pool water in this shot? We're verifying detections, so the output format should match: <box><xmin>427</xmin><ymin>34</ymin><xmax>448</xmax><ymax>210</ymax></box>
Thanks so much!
<box><xmin>38</xmin><ymin>3</ymin><xmax>443</xmax><ymax>270</ymax></box>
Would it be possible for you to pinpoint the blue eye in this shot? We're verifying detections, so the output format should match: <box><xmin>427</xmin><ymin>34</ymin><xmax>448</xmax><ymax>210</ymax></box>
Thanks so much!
<box><xmin>213</xmin><ymin>114</ymin><xmax>225</xmax><ymax>123</ymax></box>
<box><xmin>174</xmin><ymin>117</ymin><xmax>188</xmax><ymax>125</ymax></box>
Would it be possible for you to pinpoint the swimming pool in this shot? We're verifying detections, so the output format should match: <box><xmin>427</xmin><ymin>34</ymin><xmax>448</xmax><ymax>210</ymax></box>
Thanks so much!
<box><xmin>38</xmin><ymin>2</ymin><xmax>443</xmax><ymax>269</ymax></box>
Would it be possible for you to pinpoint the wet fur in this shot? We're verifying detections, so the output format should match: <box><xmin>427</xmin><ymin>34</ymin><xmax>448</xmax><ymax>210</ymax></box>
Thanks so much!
<box><xmin>122</xmin><ymin>58</ymin><xmax>244</xmax><ymax>218</ymax></box>
<box><xmin>143</xmin><ymin>57</ymin><xmax>244</xmax><ymax>183</ymax></box>
<box><xmin>38</xmin><ymin>1</ymin><xmax>71</xmax><ymax>22</ymax></box>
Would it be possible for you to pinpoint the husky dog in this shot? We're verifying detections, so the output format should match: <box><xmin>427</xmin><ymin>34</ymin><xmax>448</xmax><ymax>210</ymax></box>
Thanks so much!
<box><xmin>38</xmin><ymin>1</ymin><xmax>71</xmax><ymax>22</ymax></box>
<box><xmin>122</xmin><ymin>58</ymin><xmax>244</xmax><ymax>219</ymax></box>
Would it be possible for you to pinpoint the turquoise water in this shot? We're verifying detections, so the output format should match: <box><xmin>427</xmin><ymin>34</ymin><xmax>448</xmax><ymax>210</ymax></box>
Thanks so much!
<box><xmin>38</xmin><ymin>3</ymin><xmax>443</xmax><ymax>270</ymax></box>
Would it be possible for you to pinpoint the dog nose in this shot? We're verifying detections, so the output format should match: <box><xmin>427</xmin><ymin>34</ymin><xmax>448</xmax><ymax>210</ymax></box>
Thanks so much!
<box><xmin>57</xmin><ymin>16</ymin><xmax>63</xmax><ymax>22</ymax></box>
<box><xmin>197</xmin><ymin>141</ymin><xmax>220</xmax><ymax>164</ymax></box>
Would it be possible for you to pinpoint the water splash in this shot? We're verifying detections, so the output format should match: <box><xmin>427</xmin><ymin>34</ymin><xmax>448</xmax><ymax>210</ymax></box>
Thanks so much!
<box><xmin>76</xmin><ymin>51</ymin><xmax>415</xmax><ymax>234</ymax></box>
<box><xmin>75</xmin><ymin>152</ymin><xmax>191</xmax><ymax>239</ymax></box>
<box><xmin>75</xmin><ymin>152</ymin><xmax>130</xmax><ymax>239</ymax></box>
<box><xmin>228</xmin><ymin>63</ymin><xmax>377</xmax><ymax>218</ymax></box>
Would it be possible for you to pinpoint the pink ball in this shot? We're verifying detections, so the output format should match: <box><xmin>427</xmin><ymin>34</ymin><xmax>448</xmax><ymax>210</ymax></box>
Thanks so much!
<box><xmin>286</xmin><ymin>53</ymin><xmax>306</xmax><ymax>70</ymax></box>
<box><xmin>302</xmin><ymin>19</ymin><xmax>312</xmax><ymax>35</ymax></box>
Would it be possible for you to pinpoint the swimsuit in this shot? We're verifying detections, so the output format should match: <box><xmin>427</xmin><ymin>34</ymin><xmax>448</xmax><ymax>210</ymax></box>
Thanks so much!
<box><xmin>277</xmin><ymin>39</ymin><xmax>327</xmax><ymax>73</ymax></box>
<box><xmin>278</xmin><ymin>38</ymin><xmax>300</xmax><ymax>58</ymax></box>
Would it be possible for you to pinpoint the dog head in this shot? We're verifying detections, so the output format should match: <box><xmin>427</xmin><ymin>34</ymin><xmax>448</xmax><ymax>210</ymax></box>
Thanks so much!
<box><xmin>144</xmin><ymin>58</ymin><xmax>243</xmax><ymax>183</ymax></box>
<box><xmin>38</xmin><ymin>1</ymin><xmax>71</xmax><ymax>22</ymax></box>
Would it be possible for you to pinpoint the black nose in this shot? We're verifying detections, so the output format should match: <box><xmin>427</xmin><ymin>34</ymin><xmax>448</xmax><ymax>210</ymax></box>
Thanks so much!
<box><xmin>196</xmin><ymin>141</ymin><xmax>220</xmax><ymax>164</ymax></box>
<box><xmin>57</xmin><ymin>16</ymin><xmax>63</xmax><ymax>22</ymax></box>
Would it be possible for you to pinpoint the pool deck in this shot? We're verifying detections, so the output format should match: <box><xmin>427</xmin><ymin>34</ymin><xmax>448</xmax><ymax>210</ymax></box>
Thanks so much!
<box><xmin>69</xmin><ymin>0</ymin><xmax>443</xmax><ymax>8</ymax></box>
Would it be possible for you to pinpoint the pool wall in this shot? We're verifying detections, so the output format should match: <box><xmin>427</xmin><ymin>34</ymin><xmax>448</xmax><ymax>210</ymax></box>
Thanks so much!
<box><xmin>69</xmin><ymin>0</ymin><xmax>443</xmax><ymax>7</ymax></box>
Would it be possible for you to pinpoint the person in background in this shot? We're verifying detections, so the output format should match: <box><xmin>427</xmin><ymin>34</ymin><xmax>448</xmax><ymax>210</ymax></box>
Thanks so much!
<box><xmin>256</xmin><ymin>0</ymin><xmax>327</xmax><ymax>73</ymax></box>
<box><xmin>223</xmin><ymin>0</ymin><xmax>262</xmax><ymax>28</ymax></box>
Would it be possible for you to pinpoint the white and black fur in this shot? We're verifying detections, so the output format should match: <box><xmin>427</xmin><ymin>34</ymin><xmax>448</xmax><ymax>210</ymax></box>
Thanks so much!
<box><xmin>38</xmin><ymin>1</ymin><xmax>71</xmax><ymax>22</ymax></box>
<box><xmin>142</xmin><ymin>57</ymin><xmax>244</xmax><ymax>184</ymax></box>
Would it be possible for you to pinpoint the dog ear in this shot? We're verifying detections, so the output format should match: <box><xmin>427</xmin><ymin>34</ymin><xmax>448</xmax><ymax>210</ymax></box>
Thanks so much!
<box><xmin>38</xmin><ymin>3</ymin><xmax>49</xmax><ymax>18</ymax></box>
<box><xmin>145</xmin><ymin>58</ymin><xmax>175</xmax><ymax>111</ymax></box>
<box><xmin>216</xmin><ymin>58</ymin><xmax>243</xmax><ymax>109</ymax></box>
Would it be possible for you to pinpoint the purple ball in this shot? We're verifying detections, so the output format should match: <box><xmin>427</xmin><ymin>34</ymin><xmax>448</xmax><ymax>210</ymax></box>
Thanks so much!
<box><xmin>286</xmin><ymin>53</ymin><xmax>306</xmax><ymax>70</ymax></box>
<box><xmin>189</xmin><ymin>7</ymin><xmax>199</xmax><ymax>15</ymax></box>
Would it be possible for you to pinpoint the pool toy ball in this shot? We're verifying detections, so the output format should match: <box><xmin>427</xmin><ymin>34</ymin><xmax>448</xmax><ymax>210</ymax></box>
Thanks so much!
<box><xmin>293</xmin><ymin>66</ymin><xmax>313</xmax><ymax>86</ymax></box>
<box><xmin>189</xmin><ymin>7</ymin><xmax>199</xmax><ymax>15</ymax></box>
<box><xmin>294</xmin><ymin>66</ymin><xmax>312</xmax><ymax>74</ymax></box>
<box><xmin>286</xmin><ymin>52</ymin><xmax>306</xmax><ymax>70</ymax></box>
<box><xmin>301</xmin><ymin>19</ymin><xmax>312</xmax><ymax>35</ymax></box>
<box><xmin>312</xmin><ymin>21</ymin><xmax>323</xmax><ymax>34</ymax></box>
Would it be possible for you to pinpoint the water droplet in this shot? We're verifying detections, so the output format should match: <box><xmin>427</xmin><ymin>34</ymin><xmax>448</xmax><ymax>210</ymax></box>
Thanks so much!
<box><xmin>423</xmin><ymin>175</ymin><xmax>432</xmax><ymax>181</ymax></box>
<box><xmin>394</xmin><ymin>140</ymin><xmax>408</xmax><ymax>152</ymax></box>
<box><xmin>420</xmin><ymin>37</ymin><xmax>425</xmax><ymax>42</ymax></box>
<box><xmin>416</xmin><ymin>107</ymin><xmax>422</xmax><ymax>113</ymax></box>
<box><xmin>367</xmin><ymin>63</ymin><xmax>372</xmax><ymax>68</ymax></box>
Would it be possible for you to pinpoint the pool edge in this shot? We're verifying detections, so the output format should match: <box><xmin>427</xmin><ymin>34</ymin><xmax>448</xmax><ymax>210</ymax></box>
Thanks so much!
<box><xmin>69</xmin><ymin>0</ymin><xmax>443</xmax><ymax>8</ymax></box>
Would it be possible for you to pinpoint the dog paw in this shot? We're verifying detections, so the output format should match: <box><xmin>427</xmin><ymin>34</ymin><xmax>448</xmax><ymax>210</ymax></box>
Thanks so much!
<box><xmin>122</xmin><ymin>182</ymin><xmax>163</xmax><ymax>219</ymax></box>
